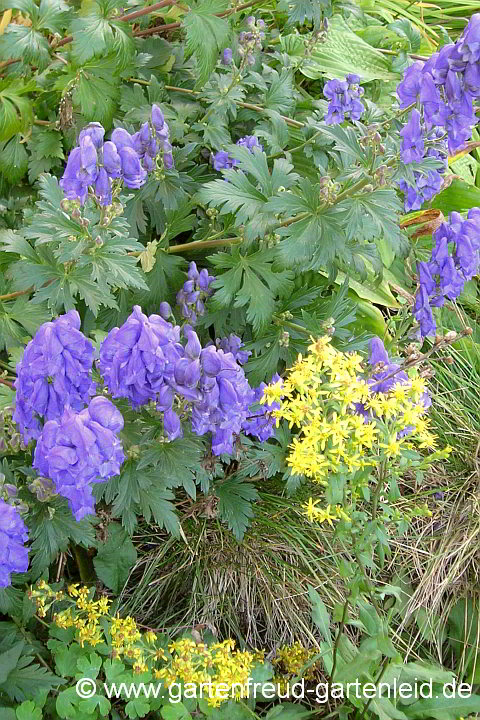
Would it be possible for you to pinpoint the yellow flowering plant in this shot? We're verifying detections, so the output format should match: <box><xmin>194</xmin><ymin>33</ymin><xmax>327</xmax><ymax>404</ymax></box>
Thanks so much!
<box><xmin>262</xmin><ymin>335</ymin><xmax>450</xmax><ymax>548</ymax></box>
<box><xmin>259</xmin><ymin>335</ymin><xmax>458</xmax><ymax>717</ymax></box>
<box><xmin>27</xmin><ymin>580</ymin><xmax>269</xmax><ymax>717</ymax></box>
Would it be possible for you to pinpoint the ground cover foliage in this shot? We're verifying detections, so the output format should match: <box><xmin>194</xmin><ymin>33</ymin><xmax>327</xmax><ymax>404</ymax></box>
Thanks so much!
<box><xmin>0</xmin><ymin>0</ymin><xmax>480</xmax><ymax>718</ymax></box>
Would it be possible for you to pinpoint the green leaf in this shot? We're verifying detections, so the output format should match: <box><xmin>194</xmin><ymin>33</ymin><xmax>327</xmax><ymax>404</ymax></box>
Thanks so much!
<box><xmin>0</xmin><ymin>78</ymin><xmax>35</xmax><ymax>142</ymax></box>
<box><xmin>266</xmin><ymin>704</ymin><xmax>315</xmax><ymax>719</ymax></box>
<box><xmin>430</xmin><ymin>178</ymin><xmax>480</xmax><ymax>213</ymax></box>
<box><xmin>0</xmin><ymin>136</ymin><xmax>28</xmax><ymax>183</ymax></box>
<box><xmin>161</xmin><ymin>704</ymin><xmax>192</xmax><ymax>720</ymax></box>
<box><xmin>79</xmin><ymin>693</ymin><xmax>111</xmax><ymax>717</ymax></box>
<box><xmin>208</xmin><ymin>247</ymin><xmax>294</xmax><ymax>334</ymax></box>
<box><xmin>70</xmin><ymin>1</ymin><xmax>134</xmax><ymax>66</ymax></box>
<box><xmin>333</xmin><ymin>649</ymin><xmax>378</xmax><ymax>684</ymax></box>
<box><xmin>93</xmin><ymin>522</ymin><xmax>137</xmax><ymax>593</ymax></box>
<box><xmin>0</xmin><ymin>25</ymin><xmax>50</xmax><ymax>69</ymax></box>
<box><xmin>0</xmin><ymin>641</ymin><xmax>25</xmax><ymax>683</ymax></box>
<box><xmin>137</xmin><ymin>483</ymin><xmax>180</xmax><ymax>538</ymax></box>
<box><xmin>28</xmin><ymin>497</ymin><xmax>96</xmax><ymax>577</ymax></box>
<box><xmin>125</xmin><ymin>697</ymin><xmax>151</xmax><ymax>718</ymax></box>
<box><xmin>263</xmin><ymin>69</ymin><xmax>295</xmax><ymax>114</ymax></box>
<box><xmin>183</xmin><ymin>0</ymin><xmax>230</xmax><ymax>89</ymax></box>
<box><xmin>54</xmin><ymin>644</ymin><xmax>89</xmax><ymax>678</ymax></box>
<box><xmin>402</xmin><ymin>693</ymin><xmax>480</xmax><ymax>720</ymax></box>
<box><xmin>16</xmin><ymin>700</ymin><xmax>43</xmax><ymax>720</ymax></box>
<box><xmin>56</xmin><ymin>687</ymin><xmax>79</xmax><ymax>718</ymax></box>
<box><xmin>308</xmin><ymin>586</ymin><xmax>332</xmax><ymax>645</ymax></box>
<box><xmin>370</xmin><ymin>697</ymin><xmax>407</xmax><ymax>720</ymax></box>
<box><xmin>215</xmin><ymin>477</ymin><xmax>258</xmax><ymax>541</ymax></box>
<box><xmin>301</xmin><ymin>15</ymin><xmax>399</xmax><ymax>81</ymax></box>
<box><xmin>3</xmin><ymin>654</ymin><xmax>62</xmax><ymax>703</ymax></box>
<box><xmin>1</xmin><ymin>710</ymin><xmax>16</xmax><ymax>720</ymax></box>
<box><xmin>76</xmin><ymin>653</ymin><xmax>102</xmax><ymax>679</ymax></box>
<box><xmin>278</xmin><ymin>0</ymin><xmax>323</xmax><ymax>27</ymax></box>
<box><xmin>389</xmin><ymin>19</ymin><xmax>422</xmax><ymax>53</ymax></box>
<box><xmin>28</xmin><ymin>126</ymin><xmax>64</xmax><ymax>160</ymax></box>
<box><xmin>71</xmin><ymin>56</ymin><xmax>121</xmax><ymax>126</ymax></box>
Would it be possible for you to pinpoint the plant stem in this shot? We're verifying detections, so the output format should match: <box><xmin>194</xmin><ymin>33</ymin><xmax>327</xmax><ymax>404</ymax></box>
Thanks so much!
<box><xmin>371</xmin><ymin>459</ymin><xmax>387</xmax><ymax>521</ymax></box>
<box><xmin>0</xmin><ymin>378</ymin><xmax>14</xmax><ymax>390</ymax></box>
<box><xmin>237</xmin><ymin>101</ymin><xmax>305</xmax><ymax>128</ymax></box>
<box><xmin>354</xmin><ymin>550</ymin><xmax>383</xmax><ymax>616</ymax></box>
<box><xmin>371</xmin><ymin>326</ymin><xmax>473</xmax><ymax>387</ymax></box>
<box><xmin>167</xmin><ymin>236</ymin><xmax>242</xmax><ymax>254</ymax></box>
<box><xmin>272</xmin><ymin>315</ymin><xmax>310</xmax><ymax>335</ymax></box>
<box><xmin>133</xmin><ymin>0</ymin><xmax>264</xmax><ymax>37</ymax></box>
<box><xmin>330</xmin><ymin>597</ymin><xmax>349</xmax><ymax>681</ymax></box>
<box><xmin>55</xmin><ymin>0</ymin><xmax>176</xmax><ymax>48</ymax></box>
<box><xmin>72</xmin><ymin>544</ymin><xmax>95</xmax><ymax>582</ymax></box>
<box><xmin>359</xmin><ymin>656</ymin><xmax>391</xmax><ymax>720</ymax></box>
<box><xmin>0</xmin><ymin>288</ymin><xmax>32</xmax><ymax>301</ymax></box>
<box><xmin>12</xmin><ymin>620</ymin><xmax>54</xmax><ymax>672</ymax></box>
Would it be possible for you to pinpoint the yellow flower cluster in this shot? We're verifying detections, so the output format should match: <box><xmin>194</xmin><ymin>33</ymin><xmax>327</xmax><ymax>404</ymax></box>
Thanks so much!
<box><xmin>32</xmin><ymin>582</ymin><xmax>264</xmax><ymax>706</ymax></box>
<box><xmin>28</xmin><ymin>579</ymin><xmax>64</xmax><ymax>617</ymax></box>
<box><xmin>262</xmin><ymin>337</ymin><xmax>441</xmax><ymax>524</ymax></box>
<box><xmin>155</xmin><ymin>638</ymin><xmax>264</xmax><ymax>707</ymax></box>
<box><xmin>273</xmin><ymin>641</ymin><xmax>321</xmax><ymax>684</ymax></box>
<box><xmin>53</xmin><ymin>584</ymin><xmax>111</xmax><ymax>649</ymax></box>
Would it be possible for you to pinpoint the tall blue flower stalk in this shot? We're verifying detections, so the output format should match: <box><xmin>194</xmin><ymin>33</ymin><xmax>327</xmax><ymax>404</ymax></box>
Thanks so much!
<box><xmin>413</xmin><ymin>208</ymin><xmax>480</xmax><ymax>338</ymax></box>
<box><xmin>60</xmin><ymin>104</ymin><xmax>173</xmax><ymax>207</ymax></box>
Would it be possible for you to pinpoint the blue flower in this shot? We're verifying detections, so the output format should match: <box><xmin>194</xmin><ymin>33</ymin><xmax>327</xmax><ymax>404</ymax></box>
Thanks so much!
<box><xmin>356</xmin><ymin>338</ymin><xmax>431</xmax><ymax>430</ymax></box>
<box><xmin>242</xmin><ymin>373</ymin><xmax>282</xmax><ymax>442</ymax></box>
<box><xmin>14</xmin><ymin>310</ymin><xmax>96</xmax><ymax>443</ymax></box>
<box><xmin>216</xmin><ymin>335</ymin><xmax>251</xmax><ymax>365</ymax></box>
<box><xmin>33</xmin><ymin>397</ymin><xmax>124</xmax><ymax>521</ymax></box>
<box><xmin>0</xmin><ymin>499</ymin><xmax>29</xmax><ymax>587</ymax></box>
<box><xmin>212</xmin><ymin>136</ymin><xmax>263</xmax><ymax>173</ymax></box>
<box><xmin>98</xmin><ymin>305</ymin><xmax>182</xmax><ymax>409</ymax></box>
<box><xmin>400</xmin><ymin>109</ymin><xmax>425</xmax><ymax>164</ymax></box>
<box><xmin>413</xmin><ymin>285</ymin><xmax>436</xmax><ymax>337</ymax></box>
<box><xmin>221</xmin><ymin>48</ymin><xmax>233</xmax><ymax>65</ymax></box>
<box><xmin>324</xmin><ymin>75</ymin><xmax>365</xmax><ymax>125</ymax></box>
<box><xmin>176</xmin><ymin>262</ymin><xmax>215</xmax><ymax>325</ymax></box>
<box><xmin>396</xmin><ymin>13</ymin><xmax>480</xmax><ymax>171</ymax></box>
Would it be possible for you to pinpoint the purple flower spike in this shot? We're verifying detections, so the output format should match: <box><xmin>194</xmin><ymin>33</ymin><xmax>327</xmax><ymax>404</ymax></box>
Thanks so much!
<box><xmin>151</xmin><ymin>104</ymin><xmax>165</xmax><ymax>131</ymax></box>
<box><xmin>400</xmin><ymin>109</ymin><xmax>425</xmax><ymax>164</ymax></box>
<box><xmin>79</xmin><ymin>122</ymin><xmax>105</xmax><ymax>150</ymax></box>
<box><xmin>14</xmin><ymin>310</ymin><xmax>96</xmax><ymax>443</ymax></box>
<box><xmin>118</xmin><ymin>147</ymin><xmax>148</xmax><ymax>188</ymax></box>
<box><xmin>103</xmin><ymin>141</ymin><xmax>122</xmax><ymax>179</ymax></box>
<box><xmin>0</xmin><ymin>499</ymin><xmax>29</xmax><ymax>587</ymax></box>
<box><xmin>33</xmin><ymin>398</ymin><xmax>124</xmax><ymax>521</ymax></box>
<box><xmin>222</xmin><ymin>48</ymin><xmax>233</xmax><ymax>65</ymax></box>
<box><xmin>323</xmin><ymin>75</ymin><xmax>365</xmax><ymax>125</ymax></box>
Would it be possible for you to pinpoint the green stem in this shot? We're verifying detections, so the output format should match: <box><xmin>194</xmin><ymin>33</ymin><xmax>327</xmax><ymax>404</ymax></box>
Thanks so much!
<box><xmin>330</xmin><ymin>597</ymin><xmax>349</xmax><ymax>681</ymax></box>
<box><xmin>272</xmin><ymin>315</ymin><xmax>310</xmax><ymax>335</ymax></box>
<box><xmin>270</xmin><ymin>129</ymin><xmax>323</xmax><ymax>159</ymax></box>
<box><xmin>359</xmin><ymin>656</ymin><xmax>391</xmax><ymax>720</ymax></box>
<box><xmin>12</xmin><ymin>620</ymin><xmax>53</xmax><ymax>672</ymax></box>
<box><xmin>354</xmin><ymin>550</ymin><xmax>383</xmax><ymax>617</ymax></box>
<box><xmin>372</xmin><ymin>459</ymin><xmax>387</xmax><ymax>521</ymax></box>
<box><xmin>167</xmin><ymin>236</ymin><xmax>242</xmax><ymax>254</ymax></box>
<box><xmin>72</xmin><ymin>544</ymin><xmax>95</xmax><ymax>582</ymax></box>
<box><xmin>236</xmin><ymin>101</ymin><xmax>305</xmax><ymax>128</ymax></box>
